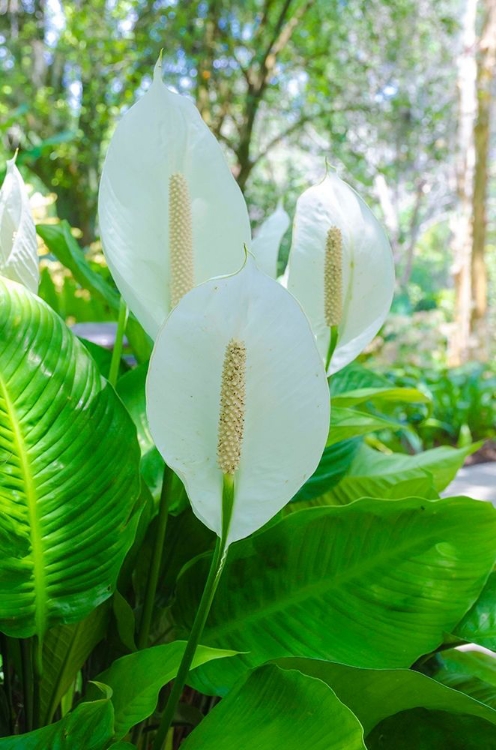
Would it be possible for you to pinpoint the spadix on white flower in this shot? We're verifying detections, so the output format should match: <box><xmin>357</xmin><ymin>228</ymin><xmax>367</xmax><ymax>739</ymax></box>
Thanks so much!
<box><xmin>251</xmin><ymin>200</ymin><xmax>290</xmax><ymax>278</ymax></box>
<box><xmin>146</xmin><ymin>257</ymin><xmax>329</xmax><ymax>546</ymax></box>
<box><xmin>287</xmin><ymin>172</ymin><xmax>395</xmax><ymax>374</ymax></box>
<box><xmin>98</xmin><ymin>59</ymin><xmax>251</xmax><ymax>339</ymax></box>
<box><xmin>0</xmin><ymin>157</ymin><xmax>39</xmax><ymax>293</ymax></box>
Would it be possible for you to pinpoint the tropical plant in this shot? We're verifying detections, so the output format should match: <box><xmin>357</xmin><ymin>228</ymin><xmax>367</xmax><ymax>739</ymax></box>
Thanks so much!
<box><xmin>0</xmin><ymin>57</ymin><xmax>495</xmax><ymax>750</ymax></box>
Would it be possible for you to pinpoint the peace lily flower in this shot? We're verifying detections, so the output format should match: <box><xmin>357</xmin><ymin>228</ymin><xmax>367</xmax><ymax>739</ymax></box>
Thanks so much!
<box><xmin>287</xmin><ymin>172</ymin><xmax>395</xmax><ymax>374</ymax></box>
<box><xmin>251</xmin><ymin>200</ymin><xmax>290</xmax><ymax>278</ymax></box>
<box><xmin>0</xmin><ymin>156</ymin><xmax>39</xmax><ymax>293</ymax></box>
<box><xmin>146</xmin><ymin>256</ymin><xmax>329</xmax><ymax>546</ymax></box>
<box><xmin>98</xmin><ymin>57</ymin><xmax>251</xmax><ymax>339</ymax></box>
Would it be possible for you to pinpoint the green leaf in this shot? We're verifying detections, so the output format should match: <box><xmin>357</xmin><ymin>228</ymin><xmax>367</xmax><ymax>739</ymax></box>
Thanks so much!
<box><xmin>174</xmin><ymin>497</ymin><xmax>496</xmax><ymax>694</ymax></box>
<box><xmin>181</xmin><ymin>665</ymin><xmax>366</xmax><ymax>750</ymax></box>
<box><xmin>0</xmin><ymin>278</ymin><xmax>142</xmax><ymax>637</ymax></box>
<box><xmin>313</xmin><ymin>471</ymin><xmax>439</xmax><ymax>507</ymax></box>
<box><xmin>0</xmin><ymin>695</ymin><xmax>114</xmax><ymax>749</ymax></box>
<box><xmin>434</xmin><ymin>650</ymin><xmax>496</xmax><ymax>710</ymax></box>
<box><xmin>274</xmin><ymin>658</ymin><xmax>496</xmax><ymax>733</ymax></box>
<box><xmin>86</xmin><ymin>641</ymin><xmax>237</xmax><ymax>740</ymax></box>
<box><xmin>327</xmin><ymin>407</ymin><xmax>403</xmax><ymax>446</ymax></box>
<box><xmin>366</xmin><ymin>708</ymin><xmax>496</xmax><ymax>749</ymax></box>
<box><xmin>112</xmin><ymin>591</ymin><xmax>137</xmax><ymax>653</ymax></box>
<box><xmin>330</xmin><ymin>362</ymin><xmax>392</xmax><ymax>393</ymax></box>
<box><xmin>37</xmin><ymin>222</ymin><xmax>120</xmax><ymax>309</ymax></box>
<box><xmin>36</xmin><ymin>222</ymin><xmax>152</xmax><ymax>363</ymax></box>
<box><xmin>40</xmin><ymin>604</ymin><xmax>110</xmax><ymax>725</ymax></box>
<box><xmin>324</xmin><ymin>443</ymin><xmax>477</xmax><ymax>504</ymax></box>
<box><xmin>454</xmin><ymin>572</ymin><xmax>496</xmax><ymax>650</ymax></box>
<box><xmin>332</xmin><ymin>386</ymin><xmax>430</xmax><ymax>408</ymax></box>
<box><xmin>116</xmin><ymin>364</ymin><xmax>188</xmax><ymax>512</ymax></box>
<box><xmin>290</xmin><ymin>438</ymin><xmax>361</xmax><ymax>503</ymax></box>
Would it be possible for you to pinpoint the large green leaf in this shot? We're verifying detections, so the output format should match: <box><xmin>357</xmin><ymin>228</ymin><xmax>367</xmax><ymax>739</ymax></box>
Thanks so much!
<box><xmin>434</xmin><ymin>650</ymin><xmax>496</xmax><ymax>710</ymax></box>
<box><xmin>366</xmin><ymin>708</ymin><xmax>496</xmax><ymax>749</ymax></box>
<box><xmin>40</xmin><ymin>603</ymin><xmax>110</xmax><ymax>725</ymax></box>
<box><xmin>454</xmin><ymin>572</ymin><xmax>496</xmax><ymax>650</ymax></box>
<box><xmin>86</xmin><ymin>641</ymin><xmax>237</xmax><ymax>740</ymax></box>
<box><xmin>274</xmin><ymin>658</ymin><xmax>496</xmax><ymax>733</ymax></box>
<box><xmin>36</xmin><ymin>222</ymin><xmax>152</xmax><ymax>363</ymax></box>
<box><xmin>173</xmin><ymin>498</ymin><xmax>496</xmax><ymax>694</ymax></box>
<box><xmin>0</xmin><ymin>693</ymin><xmax>114</xmax><ymax>749</ymax></box>
<box><xmin>0</xmin><ymin>278</ymin><xmax>142</xmax><ymax>637</ymax></box>
<box><xmin>182</xmin><ymin>665</ymin><xmax>366</xmax><ymax>750</ymax></box>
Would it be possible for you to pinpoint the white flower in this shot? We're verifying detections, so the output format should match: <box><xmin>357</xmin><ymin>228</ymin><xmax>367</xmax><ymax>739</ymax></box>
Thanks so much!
<box><xmin>287</xmin><ymin>172</ymin><xmax>395</xmax><ymax>374</ymax></box>
<box><xmin>146</xmin><ymin>257</ymin><xmax>330</xmax><ymax>546</ymax></box>
<box><xmin>0</xmin><ymin>157</ymin><xmax>39</xmax><ymax>293</ymax></box>
<box><xmin>98</xmin><ymin>59</ymin><xmax>251</xmax><ymax>339</ymax></box>
<box><xmin>251</xmin><ymin>201</ymin><xmax>290</xmax><ymax>278</ymax></box>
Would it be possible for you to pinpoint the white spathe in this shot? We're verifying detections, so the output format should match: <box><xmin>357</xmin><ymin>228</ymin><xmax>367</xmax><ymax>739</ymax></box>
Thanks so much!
<box><xmin>287</xmin><ymin>172</ymin><xmax>395</xmax><ymax>374</ymax></box>
<box><xmin>98</xmin><ymin>59</ymin><xmax>251</xmax><ymax>339</ymax></box>
<box><xmin>146</xmin><ymin>257</ymin><xmax>330</xmax><ymax>546</ymax></box>
<box><xmin>251</xmin><ymin>201</ymin><xmax>290</xmax><ymax>278</ymax></box>
<box><xmin>0</xmin><ymin>158</ymin><xmax>39</xmax><ymax>293</ymax></box>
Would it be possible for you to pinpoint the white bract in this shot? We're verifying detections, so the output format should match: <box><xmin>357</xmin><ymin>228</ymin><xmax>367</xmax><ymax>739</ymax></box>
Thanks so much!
<box><xmin>251</xmin><ymin>200</ymin><xmax>290</xmax><ymax>278</ymax></box>
<box><xmin>146</xmin><ymin>257</ymin><xmax>330</xmax><ymax>546</ymax></box>
<box><xmin>0</xmin><ymin>157</ymin><xmax>39</xmax><ymax>293</ymax></box>
<box><xmin>287</xmin><ymin>172</ymin><xmax>395</xmax><ymax>374</ymax></box>
<box><xmin>98</xmin><ymin>59</ymin><xmax>251</xmax><ymax>339</ymax></box>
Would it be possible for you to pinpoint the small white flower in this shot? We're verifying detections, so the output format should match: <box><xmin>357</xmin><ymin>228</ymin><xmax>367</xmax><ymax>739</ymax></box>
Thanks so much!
<box><xmin>287</xmin><ymin>172</ymin><xmax>395</xmax><ymax>374</ymax></box>
<box><xmin>0</xmin><ymin>157</ymin><xmax>39</xmax><ymax>293</ymax></box>
<box><xmin>146</xmin><ymin>257</ymin><xmax>330</xmax><ymax>546</ymax></box>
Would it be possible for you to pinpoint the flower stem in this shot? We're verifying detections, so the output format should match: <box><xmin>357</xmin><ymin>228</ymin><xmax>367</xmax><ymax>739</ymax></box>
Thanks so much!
<box><xmin>136</xmin><ymin>463</ymin><xmax>174</xmax><ymax>651</ymax></box>
<box><xmin>108</xmin><ymin>297</ymin><xmax>129</xmax><ymax>387</ymax></box>
<box><xmin>325</xmin><ymin>325</ymin><xmax>339</xmax><ymax>373</ymax></box>
<box><xmin>152</xmin><ymin>474</ymin><xmax>234</xmax><ymax>750</ymax></box>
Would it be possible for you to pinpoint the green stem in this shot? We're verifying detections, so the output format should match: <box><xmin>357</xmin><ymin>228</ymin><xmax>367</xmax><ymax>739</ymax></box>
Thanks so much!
<box><xmin>108</xmin><ymin>298</ymin><xmax>129</xmax><ymax>387</ymax></box>
<box><xmin>152</xmin><ymin>474</ymin><xmax>235</xmax><ymax>750</ymax></box>
<box><xmin>136</xmin><ymin>464</ymin><xmax>174</xmax><ymax>651</ymax></box>
<box><xmin>20</xmin><ymin>639</ymin><xmax>33</xmax><ymax>732</ymax></box>
<box><xmin>325</xmin><ymin>325</ymin><xmax>339</xmax><ymax>373</ymax></box>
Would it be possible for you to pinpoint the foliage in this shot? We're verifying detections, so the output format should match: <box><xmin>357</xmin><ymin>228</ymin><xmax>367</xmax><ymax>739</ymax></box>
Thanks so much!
<box><xmin>371</xmin><ymin>362</ymin><xmax>496</xmax><ymax>450</ymax></box>
<box><xmin>1</xmin><ymin>3</ymin><xmax>496</xmax><ymax>749</ymax></box>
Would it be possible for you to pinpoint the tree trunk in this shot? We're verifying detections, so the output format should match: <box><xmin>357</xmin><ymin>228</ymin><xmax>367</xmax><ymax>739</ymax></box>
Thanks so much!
<box><xmin>449</xmin><ymin>0</ymin><xmax>478</xmax><ymax>365</ymax></box>
<box><xmin>470</xmin><ymin>0</ymin><xmax>496</xmax><ymax>355</ymax></box>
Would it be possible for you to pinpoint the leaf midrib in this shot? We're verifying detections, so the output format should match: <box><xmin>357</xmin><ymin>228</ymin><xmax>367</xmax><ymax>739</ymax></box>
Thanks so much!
<box><xmin>0</xmin><ymin>371</ymin><xmax>46</xmax><ymax>635</ymax></box>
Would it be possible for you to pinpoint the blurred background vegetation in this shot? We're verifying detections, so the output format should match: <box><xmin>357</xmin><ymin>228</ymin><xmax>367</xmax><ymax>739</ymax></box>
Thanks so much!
<box><xmin>1</xmin><ymin>0</ymin><xmax>495</xmax><ymax>451</ymax></box>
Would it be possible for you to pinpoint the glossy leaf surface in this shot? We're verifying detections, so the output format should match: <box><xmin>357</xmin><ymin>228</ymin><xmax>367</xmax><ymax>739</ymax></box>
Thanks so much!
<box><xmin>0</xmin><ymin>278</ymin><xmax>142</xmax><ymax>637</ymax></box>
<box><xmin>174</xmin><ymin>498</ymin><xmax>496</xmax><ymax>693</ymax></box>
<box><xmin>182</xmin><ymin>665</ymin><xmax>366</xmax><ymax>750</ymax></box>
